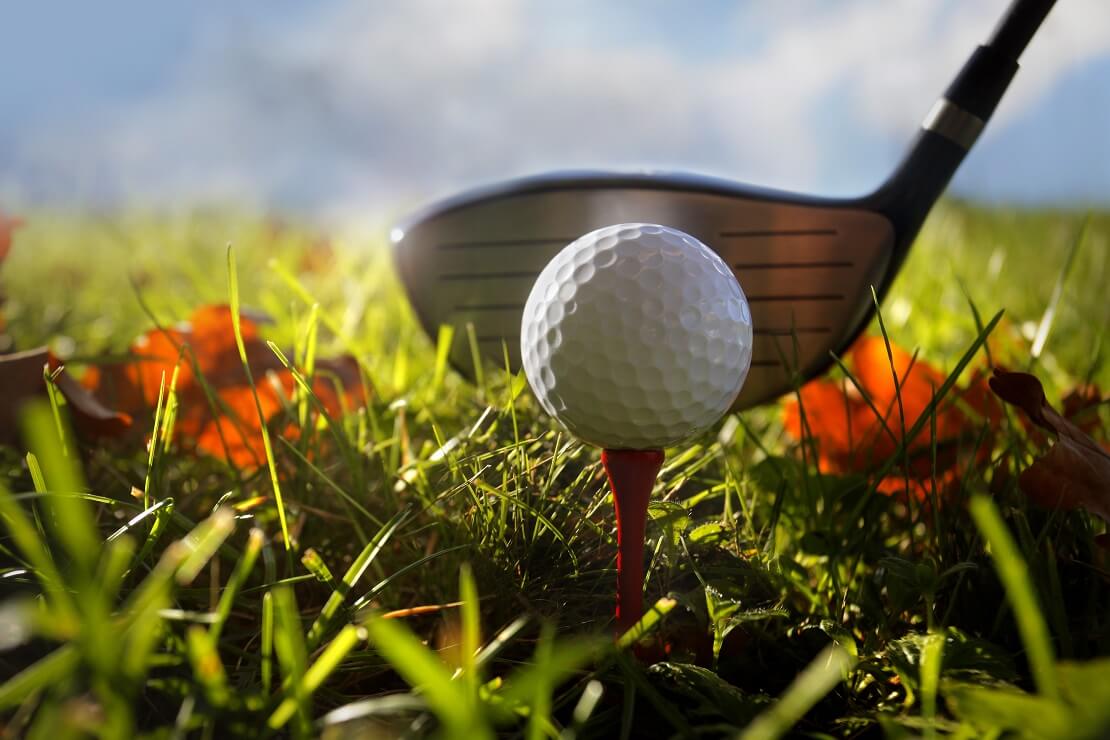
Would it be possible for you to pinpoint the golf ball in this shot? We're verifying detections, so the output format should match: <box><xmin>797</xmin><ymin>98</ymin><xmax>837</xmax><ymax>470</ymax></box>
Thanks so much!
<box><xmin>521</xmin><ymin>223</ymin><xmax>753</xmax><ymax>449</ymax></box>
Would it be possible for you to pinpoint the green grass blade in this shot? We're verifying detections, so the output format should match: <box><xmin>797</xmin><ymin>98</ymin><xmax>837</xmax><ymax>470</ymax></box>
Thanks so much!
<box><xmin>276</xmin><ymin>435</ymin><xmax>383</xmax><ymax>528</ymax></box>
<box><xmin>474</xmin><ymin>615</ymin><xmax>530</xmax><ymax>669</ymax></box>
<box><xmin>301</xmin><ymin>547</ymin><xmax>339</xmax><ymax>591</ymax></box>
<box><xmin>740</xmin><ymin>645</ymin><xmax>856</xmax><ymax>740</ymax></box>
<box><xmin>432</xmin><ymin>324</ymin><xmax>454</xmax><ymax>396</ymax></box>
<box><xmin>970</xmin><ymin>495</ymin><xmax>1059</xmax><ymax>699</ymax></box>
<box><xmin>615</xmin><ymin>596</ymin><xmax>677</xmax><ymax>651</ymax></box>
<box><xmin>471</xmin><ymin>479</ymin><xmax>578</xmax><ymax>567</ymax></box>
<box><xmin>143</xmin><ymin>370</ymin><xmax>167</xmax><ymax>508</ymax></box>
<box><xmin>499</xmin><ymin>633</ymin><xmax>606</xmax><ymax>710</ymax></box>
<box><xmin>298</xmin><ymin>302</ymin><xmax>320</xmax><ymax>430</ymax></box>
<box><xmin>175</xmin><ymin>508</ymin><xmax>236</xmax><ymax>585</ymax></box>
<box><xmin>261</xmin><ymin>590</ymin><xmax>275</xmax><ymax>694</ymax></box>
<box><xmin>227</xmin><ymin>244</ymin><xmax>292</xmax><ymax>552</ymax></box>
<box><xmin>944</xmin><ymin>683</ymin><xmax>1070</xmax><ymax>737</ymax></box>
<box><xmin>920</xmin><ymin>632</ymin><xmax>944</xmax><ymax>740</ymax></box>
<box><xmin>117</xmin><ymin>516</ymin><xmax>220</xmax><ymax>680</ymax></box>
<box><xmin>132</xmin><ymin>498</ymin><xmax>176</xmax><ymax>569</ymax></box>
<box><xmin>118</xmin><ymin>560</ymin><xmax>183</xmax><ymax>680</ymax></box>
<box><xmin>106</xmin><ymin>497</ymin><xmax>173</xmax><ymax>543</ymax></box>
<box><xmin>159</xmin><ymin>363</ymin><xmax>181</xmax><ymax>453</ymax></box>
<box><xmin>25</xmin><ymin>452</ymin><xmax>47</xmax><ymax>494</ymax></box>
<box><xmin>0</xmin><ymin>645</ymin><xmax>79</xmax><ymax>710</ymax></box>
<box><xmin>271</xmin><ymin>585</ymin><xmax>311</xmax><ymax>736</ymax></box>
<box><xmin>0</xmin><ymin>479</ymin><xmax>75</xmax><ymax>618</ymax></box>
<box><xmin>306</xmin><ymin>508</ymin><xmax>409</xmax><ymax>648</ymax></box>
<box><xmin>269</xmin><ymin>624</ymin><xmax>366</xmax><ymax>729</ymax></box>
<box><xmin>525</xmin><ymin>623</ymin><xmax>553</xmax><ymax>740</ymax></box>
<box><xmin>1030</xmin><ymin>218</ymin><xmax>1087</xmax><ymax>360</ymax></box>
<box><xmin>465</xmin><ymin>320</ymin><xmax>486</xmax><ymax>395</ymax></box>
<box><xmin>267</xmin><ymin>257</ymin><xmax>380</xmax><ymax>393</ymax></box>
<box><xmin>363</xmin><ymin>614</ymin><xmax>486</xmax><ymax>738</ymax></box>
<box><xmin>843</xmin><ymin>309</ymin><xmax>1003</xmax><ymax>525</ymax></box>
<box><xmin>96</xmin><ymin>535</ymin><xmax>136</xmax><ymax>606</ymax></box>
<box><xmin>210</xmin><ymin>528</ymin><xmax>263</xmax><ymax>642</ymax></box>
<box><xmin>186</xmin><ymin>625</ymin><xmax>229</xmax><ymax>708</ymax></box>
<box><xmin>22</xmin><ymin>401</ymin><xmax>99</xmax><ymax>571</ymax></box>
<box><xmin>459</xmin><ymin>563</ymin><xmax>481</xmax><ymax>700</ymax></box>
<box><xmin>351</xmin><ymin>544</ymin><xmax>470</xmax><ymax>611</ymax></box>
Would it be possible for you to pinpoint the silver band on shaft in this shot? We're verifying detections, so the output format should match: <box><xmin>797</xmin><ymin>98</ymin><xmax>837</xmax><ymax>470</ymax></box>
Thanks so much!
<box><xmin>922</xmin><ymin>99</ymin><xmax>985</xmax><ymax>150</ymax></box>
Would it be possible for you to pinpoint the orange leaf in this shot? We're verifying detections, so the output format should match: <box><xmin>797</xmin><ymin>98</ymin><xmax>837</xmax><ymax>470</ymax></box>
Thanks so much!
<box><xmin>192</xmin><ymin>391</ymin><xmax>274</xmax><ymax>469</ymax></box>
<box><xmin>0</xmin><ymin>210</ymin><xmax>22</xmax><ymax>263</ymax></box>
<box><xmin>82</xmin><ymin>303</ymin><xmax>367</xmax><ymax>469</ymax></box>
<box><xmin>782</xmin><ymin>336</ymin><xmax>997</xmax><ymax>500</ymax></box>
<box><xmin>0</xmin><ymin>210</ymin><xmax>21</xmax><ymax>338</ymax></box>
<box><xmin>851</xmin><ymin>337</ymin><xmax>945</xmax><ymax>422</ymax></box>
<box><xmin>783</xmin><ymin>378</ymin><xmax>875</xmax><ymax>472</ymax></box>
<box><xmin>989</xmin><ymin>368</ymin><xmax>1110</xmax><ymax>523</ymax></box>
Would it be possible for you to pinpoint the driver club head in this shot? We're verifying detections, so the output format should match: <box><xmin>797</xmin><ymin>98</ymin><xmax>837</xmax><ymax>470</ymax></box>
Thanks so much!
<box><xmin>392</xmin><ymin>0</ymin><xmax>1055</xmax><ymax>410</ymax></box>
<box><xmin>393</xmin><ymin>173</ymin><xmax>897</xmax><ymax>410</ymax></box>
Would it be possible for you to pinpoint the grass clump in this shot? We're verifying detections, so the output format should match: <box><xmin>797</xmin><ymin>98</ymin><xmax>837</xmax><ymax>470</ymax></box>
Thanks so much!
<box><xmin>0</xmin><ymin>203</ymin><xmax>1108</xmax><ymax>738</ymax></box>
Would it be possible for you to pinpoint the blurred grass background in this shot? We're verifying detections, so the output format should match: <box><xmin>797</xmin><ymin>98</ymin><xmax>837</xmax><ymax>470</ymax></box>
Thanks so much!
<box><xmin>4</xmin><ymin>202</ymin><xmax>1106</xmax><ymax>394</ymax></box>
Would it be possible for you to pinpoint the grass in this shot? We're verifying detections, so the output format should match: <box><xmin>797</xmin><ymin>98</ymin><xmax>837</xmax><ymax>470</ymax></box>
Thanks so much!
<box><xmin>0</xmin><ymin>201</ymin><xmax>1108</xmax><ymax>738</ymax></box>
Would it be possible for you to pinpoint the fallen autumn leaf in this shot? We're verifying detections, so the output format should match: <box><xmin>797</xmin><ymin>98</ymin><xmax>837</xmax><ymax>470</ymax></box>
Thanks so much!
<box><xmin>990</xmin><ymin>368</ymin><xmax>1110</xmax><ymax>524</ymax></box>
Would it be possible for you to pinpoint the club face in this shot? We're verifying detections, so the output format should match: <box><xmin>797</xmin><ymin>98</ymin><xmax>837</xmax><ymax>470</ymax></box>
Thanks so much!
<box><xmin>393</xmin><ymin>173</ymin><xmax>896</xmax><ymax>410</ymax></box>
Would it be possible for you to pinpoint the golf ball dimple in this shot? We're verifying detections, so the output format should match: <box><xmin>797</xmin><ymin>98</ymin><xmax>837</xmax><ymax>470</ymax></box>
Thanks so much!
<box><xmin>521</xmin><ymin>223</ymin><xmax>753</xmax><ymax>450</ymax></box>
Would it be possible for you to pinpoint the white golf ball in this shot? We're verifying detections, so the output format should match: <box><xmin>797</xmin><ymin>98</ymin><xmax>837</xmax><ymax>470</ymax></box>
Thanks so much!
<box><xmin>520</xmin><ymin>223</ymin><xmax>753</xmax><ymax>449</ymax></box>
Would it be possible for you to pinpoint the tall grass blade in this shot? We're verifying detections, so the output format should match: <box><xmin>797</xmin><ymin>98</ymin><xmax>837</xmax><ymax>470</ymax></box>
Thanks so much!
<box><xmin>1031</xmin><ymin>218</ymin><xmax>1088</xmax><ymax>360</ymax></box>
<box><xmin>306</xmin><ymin>508</ymin><xmax>409</xmax><ymax>648</ymax></box>
<box><xmin>271</xmin><ymin>585</ymin><xmax>311</xmax><ymax>736</ymax></box>
<box><xmin>186</xmin><ymin>625</ymin><xmax>230</xmax><ymax>708</ymax></box>
<box><xmin>176</xmin><ymin>508</ymin><xmax>235</xmax><ymax>584</ymax></box>
<box><xmin>459</xmin><ymin>563</ymin><xmax>481</xmax><ymax>700</ymax></box>
<box><xmin>363</xmin><ymin>614</ymin><xmax>487</xmax><ymax>738</ymax></box>
<box><xmin>0</xmin><ymin>480</ymin><xmax>74</xmax><ymax>617</ymax></box>
<box><xmin>432</xmin><ymin>324</ymin><xmax>454</xmax><ymax>395</ymax></box>
<box><xmin>143</xmin><ymin>370</ymin><xmax>166</xmax><ymax>507</ymax></box>
<box><xmin>269</xmin><ymin>624</ymin><xmax>366</xmax><ymax>729</ymax></box>
<box><xmin>21</xmin><ymin>401</ymin><xmax>98</xmax><ymax>570</ymax></box>
<box><xmin>210</xmin><ymin>528</ymin><xmax>263</xmax><ymax>642</ymax></box>
<box><xmin>740</xmin><ymin>645</ymin><xmax>856</xmax><ymax>740</ymax></box>
<box><xmin>920</xmin><ymin>632</ymin><xmax>944</xmax><ymax>740</ymax></box>
<box><xmin>0</xmin><ymin>645</ymin><xmax>79</xmax><ymax>710</ymax></box>
<box><xmin>261</xmin><ymin>591</ymin><xmax>275</xmax><ymax>694</ymax></box>
<box><xmin>227</xmin><ymin>244</ymin><xmax>292</xmax><ymax>551</ymax></box>
<box><xmin>970</xmin><ymin>495</ymin><xmax>1059</xmax><ymax>699</ymax></box>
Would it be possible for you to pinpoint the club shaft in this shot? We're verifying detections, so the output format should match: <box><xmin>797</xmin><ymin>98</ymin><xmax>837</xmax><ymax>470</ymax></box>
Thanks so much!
<box><xmin>868</xmin><ymin>0</ymin><xmax>1057</xmax><ymax>290</ymax></box>
<box><xmin>988</xmin><ymin>0</ymin><xmax>1057</xmax><ymax>63</ymax></box>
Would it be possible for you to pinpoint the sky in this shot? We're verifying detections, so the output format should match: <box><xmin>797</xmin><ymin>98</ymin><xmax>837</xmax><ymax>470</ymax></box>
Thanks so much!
<box><xmin>1</xmin><ymin>1</ymin><xmax>1108</xmax><ymax>223</ymax></box>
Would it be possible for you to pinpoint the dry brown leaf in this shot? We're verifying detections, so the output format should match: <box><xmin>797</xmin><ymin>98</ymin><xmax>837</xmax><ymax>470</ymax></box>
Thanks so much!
<box><xmin>1061</xmin><ymin>383</ymin><xmax>1105</xmax><ymax>436</ymax></box>
<box><xmin>989</xmin><ymin>368</ymin><xmax>1110</xmax><ymax>523</ymax></box>
<box><xmin>0</xmin><ymin>348</ymin><xmax>132</xmax><ymax>445</ymax></box>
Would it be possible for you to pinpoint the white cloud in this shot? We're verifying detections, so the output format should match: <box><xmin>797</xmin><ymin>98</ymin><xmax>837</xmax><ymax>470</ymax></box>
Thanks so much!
<box><xmin>5</xmin><ymin>0</ymin><xmax>1109</xmax><ymax>220</ymax></box>
<box><xmin>740</xmin><ymin>0</ymin><xmax>1110</xmax><ymax>132</ymax></box>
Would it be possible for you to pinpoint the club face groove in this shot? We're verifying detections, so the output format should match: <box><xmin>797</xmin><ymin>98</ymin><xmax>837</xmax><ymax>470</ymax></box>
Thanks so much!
<box><xmin>394</xmin><ymin>175</ymin><xmax>895</xmax><ymax>410</ymax></box>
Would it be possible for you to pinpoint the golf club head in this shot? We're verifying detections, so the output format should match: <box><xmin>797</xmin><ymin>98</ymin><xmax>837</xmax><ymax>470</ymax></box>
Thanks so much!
<box><xmin>392</xmin><ymin>172</ymin><xmax>895</xmax><ymax>410</ymax></box>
